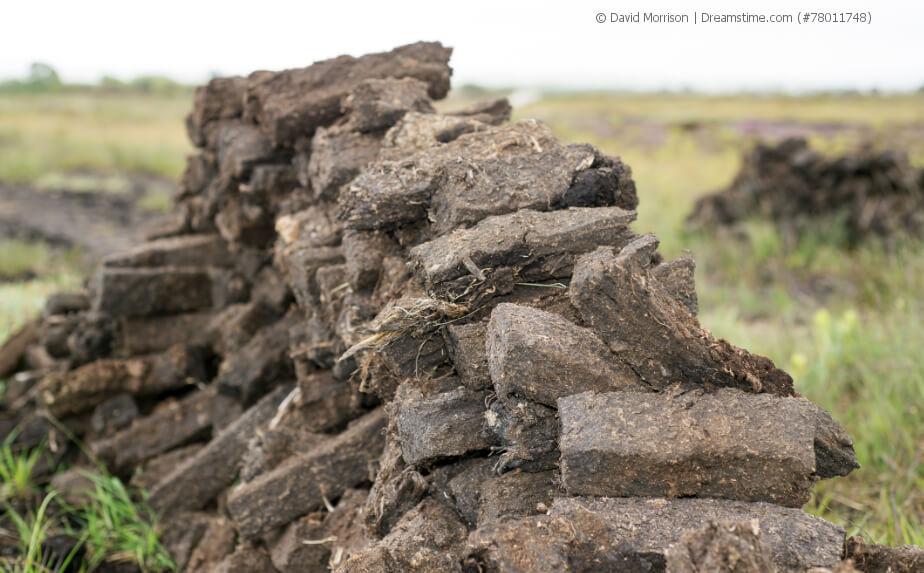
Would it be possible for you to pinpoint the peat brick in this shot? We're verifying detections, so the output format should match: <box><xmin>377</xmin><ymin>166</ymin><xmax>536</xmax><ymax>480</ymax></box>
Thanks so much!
<box><xmin>215</xmin><ymin>311</ymin><xmax>298</xmax><ymax>405</ymax></box>
<box><xmin>395</xmin><ymin>384</ymin><xmax>492</xmax><ymax>467</ymax></box>
<box><xmin>38</xmin><ymin>345</ymin><xmax>206</xmax><ymax>417</ymax></box>
<box><xmin>244</xmin><ymin>41</ymin><xmax>452</xmax><ymax>147</ymax></box>
<box><xmin>664</xmin><ymin>520</ymin><xmax>776</xmax><ymax>573</ymax></box>
<box><xmin>187</xmin><ymin>76</ymin><xmax>247</xmax><ymax>147</ymax></box>
<box><xmin>444</xmin><ymin>320</ymin><xmax>492</xmax><ymax>391</ymax></box>
<box><xmin>93</xmin><ymin>267</ymin><xmax>217</xmax><ymax>317</ymax></box>
<box><xmin>486</xmin><ymin>303</ymin><xmax>646</xmax><ymax>407</ymax></box>
<box><xmin>342</xmin><ymin>77</ymin><xmax>435</xmax><ymax>133</ymax></box>
<box><xmin>463</xmin><ymin>497</ymin><xmax>844</xmax><ymax>573</ymax></box>
<box><xmin>147</xmin><ymin>385</ymin><xmax>290</xmax><ymax>515</ymax></box>
<box><xmin>227</xmin><ymin>408</ymin><xmax>386</xmax><ymax>539</ymax></box>
<box><xmin>409</xmin><ymin>206</ymin><xmax>637</xmax><ymax>303</ymax></box>
<box><xmin>569</xmin><ymin>236</ymin><xmax>795</xmax><ymax>396</ymax></box>
<box><xmin>102</xmin><ymin>234</ymin><xmax>232</xmax><ymax>269</ymax></box>
<box><xmin>337</xmin><ymin>497</ymin><xmax>468</xmax><ymax>573</ymax></box>
<box><xmin>845</xmin><ymin>536</ymin><xmax>924</xmax><ymax>573</ymax></box>
<box><xmin>92</xmin><ymin>387</ymin><xmax>217</xmax><ymax>474</ymax></box>
<box><xmin>558</xmin><ymin>388</ymin><xmax>819</xmax><ymax>506</ymax></box>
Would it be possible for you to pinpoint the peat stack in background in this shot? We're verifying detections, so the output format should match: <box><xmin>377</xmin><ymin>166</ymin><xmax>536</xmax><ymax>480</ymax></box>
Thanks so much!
<box><xmin>687</xmin><ymin>137</ymin><xmax>924</xmax><ymax>246</ymax></box>
<box><xmin>1</xmin><ymin>42</ymin><xmax>917</xmax><ymax>573</ymax></box>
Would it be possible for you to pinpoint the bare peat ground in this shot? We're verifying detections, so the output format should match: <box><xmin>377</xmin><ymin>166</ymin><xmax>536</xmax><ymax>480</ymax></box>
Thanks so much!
<box><xmin>0</xmin><ymin>175</ymin><xmax>169</xmax><ymax>263</ymax></box>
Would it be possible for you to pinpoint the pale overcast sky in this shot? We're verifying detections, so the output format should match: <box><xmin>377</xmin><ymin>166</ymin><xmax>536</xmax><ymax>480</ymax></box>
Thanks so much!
<box><xmin>2</xmin><ymin>0</ymin><xmax>922</xmax><ymax>92</ymax></box>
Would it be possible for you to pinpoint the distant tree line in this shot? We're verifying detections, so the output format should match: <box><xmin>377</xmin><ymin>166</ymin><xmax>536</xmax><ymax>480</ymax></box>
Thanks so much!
<box><xmin>0</xmin><ymin>62</ymin><xmax>192</xmax><ymax>95</ymax></box>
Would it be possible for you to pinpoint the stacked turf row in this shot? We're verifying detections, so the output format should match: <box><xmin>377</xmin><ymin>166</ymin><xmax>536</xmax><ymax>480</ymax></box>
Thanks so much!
<box><xmin>4</xmin><ymin>42</ymin><xmax>918</xmax><ymax>573</ymax></box>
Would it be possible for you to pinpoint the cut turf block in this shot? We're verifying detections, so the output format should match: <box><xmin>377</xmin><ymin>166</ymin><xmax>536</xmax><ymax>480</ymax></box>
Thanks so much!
<box><xmin>227</xmin><ymin>408</ymin><xmax>386</xmax><ymax>539</ymax></box>
<box><xmin>652</xmin><ymin>254</ymin><xmax>698</xmax><ymax>316</ymax></box>
<box><xmin>239</xmin><ymin>423</ymin><xmax>326</xmax><ymax>484</ymax></box>
<box><xmin>363</xmin><ymin>433</ymin><xmax>429</xmax><ymax>537</ymax></box>
<box><xmin>485</xmin><ymin>397</ymin><xmax>560</xmax><ymax>474</ymax></box>
<box><xmin>550</xmin><ymin>497</ymin><xmax>845</xmax><ymax>572</ymax></box>
<box><xmin>336</xmin><ymin>497</ymin><xmax>468</xmax><ymax>573</ymax></box>
<box><xmin>341</xmin><ymin>120</ymin><xmax>637</xmax><ymax>234</ymax></box>
<box><xmin>102</xmin><ymin>234</ymin><xmax>233</xmax><ymax>268</ymax></box>
<box><xmin>244</xmin><ymin>42</ymin><xmax>452</xmax><ymax>147</ymax></box>
<box><xmin>215</xmin><ymin>311</ymin><xmax>298</xmax><ymax>405</ymax></box>
<box><xmin>812</xmin><ymin>404</ymin><xmax>861</xmax><ymax>478</ymax></box>
<box><xmin>116</xmin><ymin>311</ymin><xmax>214</xmax><ymax>356</ymax></box>
<box><xmin>89</xmin><ymin>394</ymin><xmax>138</xmax><ymax>438</ymax></box>
<box><xmin>187</xmin><ymin>76</ymin><xmax>247</xmax><ymax>148</ymax></box>
<box><xmin>267</xmin><ymin>513</ymin><xmax>329</xmax><ymax>573</ymax></box>
<box><xmin>845</xmin><ymin>536</ymin><xmax>924</xmax><ymax>573</ymax></box>
<box><xmin>381</xmin><ymin>111</ymin><xmax>492</xmax><ymax>152</ymax></box>
<box><xmin>342</xmin><ymin>77</ymin><xmax>435</xmax><ymax>133</ymax></box>
<box><xmin>447</xmin><ymin>98</ymin><xmax>511</xmax><ymax>126</ymax></box>
<box><xmin>129</xmin><ymin>444</ymin><xmax>203</xmax><ymax>492</ymax></box>
<box><xmin>664</xmin><ymin>520</ymin><xmax>776</xmax><ymax>573</ymax></box>
<box><xmin>342</xmin><ymin>229</ymin><xmax>398</xmax><ymax>291</ymax></box>
<box><xmin>214</xmin><ymin>120</ymin><xmax>278</xmax><ymax>180</ymax></box>
<box><xmin>91</xmin><ymin>387</ymin><xmax>218</xmax><ymax>474</ymax></box>
<box><xmin>409</xmin><ymin>206</ymin><xmax>637</xmax><ymax>303</ymax></box>
<box><xmin>203</xmin><ymin>302</ymin><xmax>280</xmax><ymax>357</ymax></box>
<box><xmin>292</xmin><ymin>371</ymin><xmax>365</xmax><ymax>433</ymax></box>
<box><xmin>558</xmin><ymin>388</ymin><xmax>848</xmax><ymax>506</ymax></box>
<box><xmin>212</xmin><ymin>544</ymin><xmax>278</xmax><ymax>573</ymax></box>
<box><xmin>43</xmin><ymin>292</ymin><xmax>91</xmax><ymax>316</ymax></box>
<box><xmin>276</xmin><ymin>244</ymin><xmax>344</xmax><ymax>310</ymax></box>
<box><xmin>569</xmin><ymin>236</ymin><xmax>795</xmax><ymax>396</ymax></box>
<box><xmin>462</xmin><ymin>497</ymin><xmax>845</xmax><ymax>573</ymax></box>
<box><xmin>160</xmin><ymin>511</ymin><xmax>225</xmax><ymax>572</ymax></box>
<box><xmin>38</xmin><ymin>345</ymin><xmax>206</xmax><ymax>417</ymax></box>
<box><xmin>394</xmin><ymin>384</ymin><xmax>492</xmax><ymax>467</ymax></box>
<box><xmin>93</xmin><ymin>267</ymin><xmax>220</xmax><ymax>317</ymax></box>
<box><xmin>444</xmin><ymin>320</ymin><xmax>492</xmax><ymax>391</ymax></box>
<box><xmin>307</xmin><ymin>126</ymin><xmax>383</xmax><ymax>202</ymax></box>
<box><xmin>147</xmin><ymin>385</ymin><xmax>290</xmax><ymax>515</ymax></box>
<box><xmin>486</xmin><ymin>303</ymin><xmax>647</xmax><ymax>406</ymax></box>
<box><xmin>183</xmin><ymin>515</ymin><xmax>237</xmax><ymax>573</ymax></box>
<box><xmin>448</xmin><ymin>462</ymin><xmax>560</xmax><ymax>528</ymax></box>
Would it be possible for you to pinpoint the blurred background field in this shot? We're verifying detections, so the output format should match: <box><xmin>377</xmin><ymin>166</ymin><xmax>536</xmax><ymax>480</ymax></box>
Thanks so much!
<box><xmin>1</xmin><ymin>83</ymin><xmax>922</xmax><ymax>546</ymax></box>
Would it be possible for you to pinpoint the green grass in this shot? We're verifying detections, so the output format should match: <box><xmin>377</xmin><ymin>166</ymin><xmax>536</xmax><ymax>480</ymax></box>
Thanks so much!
<box><xmin>33</xmin><ymin>172</ymin><xmax>134</xmax><ymax>194</ymax></box>
<box><xmin>0</xmin><ymin>275</ymin><xmax>84</xmax><ymax>348</ymax></box>
<box><xmin>0</xmin><ymin>239</ymin><xmax>84</xmax><ymax>279</ymax></box>
<box><xmin>530</xmin><ymin>92</ymin><xmax>924</xmax><ymax>127</ymax></box>
<box><xmin>0</xmin><ymin>240</ymin><xmax>54</xmax><ymax>279</ymax></box>
<box><xmin>137</xmin><ymin>188</ymin><xmax>172</xmax><ymax>214</ymax></box>
<box><xmin>68</xmin><ymin>472</ymin><xmax>175</xmax><ymax>571</ymax></box>
<box><xmin>0</xmin><ymin>439</ymin><xmax>174</xmax><ymax>572</ymax></box>
<box><xmin>0</xmin><ymin>238</ymin><xmax>86</xmax><ymax>344</ymax></box>
<box><xmin>4</xmin><ymin>491</ymin><xmax>83</xmax><ymax>573</ymax></box>
<box><xmin>0</xmin><ymin>434</ymin><xmax>45</xmax><ymax>502</ymax></box>
<box><xmin>0</xmin><ymin>92</ymin><xmax>191</xmax><ymax>183</ymax></box>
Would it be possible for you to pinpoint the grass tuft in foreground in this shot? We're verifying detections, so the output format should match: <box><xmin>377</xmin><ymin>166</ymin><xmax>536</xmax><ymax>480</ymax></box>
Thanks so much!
<box><xmin>0</xmin><ymin>434</ymin><xmax>45</xmax><ymax>503</ymax></box>
<box><xmin>69</xmin><ymin>472</ymin><xmax>175</xmax><ymax>571</ymax></box>
<box><xmin>0</xmin><ymin>438</ymin><xmax>174</xmax><ymax>572</ymax></box>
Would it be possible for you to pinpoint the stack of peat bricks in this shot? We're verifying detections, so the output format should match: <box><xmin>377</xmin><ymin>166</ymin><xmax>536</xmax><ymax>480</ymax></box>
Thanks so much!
<box><xmin>2</xmin><ymin>42</ymin><xmax>922</xmax><ymax>573</ymax></box>
<box><xmin>687</xmin><ymin>137</ymin><xmax>924</xmax><ymax>246</ymax></box>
